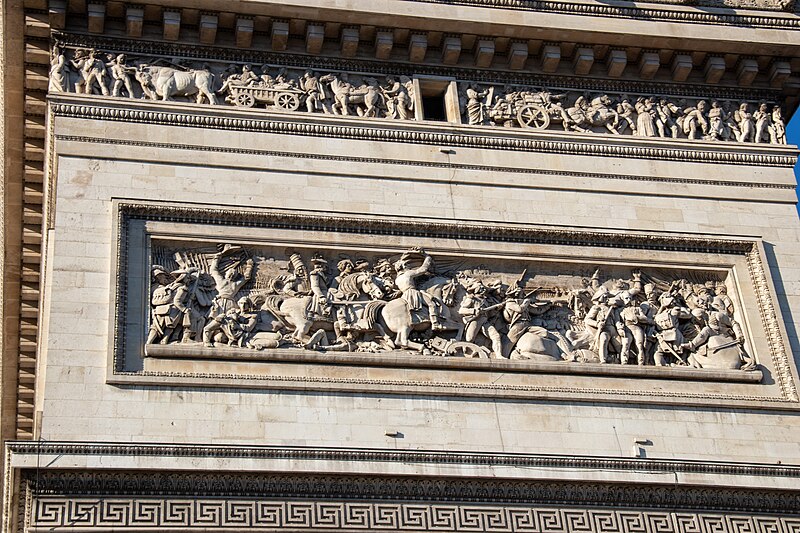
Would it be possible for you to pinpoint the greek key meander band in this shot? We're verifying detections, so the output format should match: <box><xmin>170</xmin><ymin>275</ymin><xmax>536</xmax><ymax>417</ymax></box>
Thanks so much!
<box><xmin>30</xmin><ymin>499</ymin><xmax>800</xmax><ymax>531</ymax></box>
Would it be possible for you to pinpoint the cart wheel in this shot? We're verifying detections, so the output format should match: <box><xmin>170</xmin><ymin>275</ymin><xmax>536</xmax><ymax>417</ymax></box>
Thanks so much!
<box><xmin>516</xmin><ymin>104</ymin><xmax>550</xmax><ymax>130</ymax></box>
<box><xmin>275</xmin><ymin>92</ymin><xmax>301</xmax><ymax>111</ymax></box>
<box><xmin>446</xmin><ymin>342</ymin><xmax>491</xmax><ymax>359</ymax></box>
<box><xmin>235</xmin><ymin>93</ymin><xmax>255</xmax><ymax>108</ymax></box>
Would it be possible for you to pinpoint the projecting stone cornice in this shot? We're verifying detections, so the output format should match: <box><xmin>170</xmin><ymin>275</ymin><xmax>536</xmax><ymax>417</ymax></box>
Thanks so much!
<box><xmin>7</xmin><ymin>441</ymin><xmax>800</xmax><ymax>489</ymax></box>
<box><xmin>45</xmin><ymin>1</ymin><xmax>800</xmax><ymax>101</ymax></box>
<box><xmin>48</xmin><ymin>95</ymin><xmax>800</xmax><ymax>168</ymax></box>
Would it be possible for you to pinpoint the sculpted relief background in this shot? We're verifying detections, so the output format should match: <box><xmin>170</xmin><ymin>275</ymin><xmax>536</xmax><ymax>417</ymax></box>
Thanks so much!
<box><xmin>49</xmin><ymin>44</ymin><xmax>788</xmax><ymax>145</ymax></box>
<box><xmin>144</xmin><ymin>239</ymin><xmax>754</xmax><ymax>373</ymax></box>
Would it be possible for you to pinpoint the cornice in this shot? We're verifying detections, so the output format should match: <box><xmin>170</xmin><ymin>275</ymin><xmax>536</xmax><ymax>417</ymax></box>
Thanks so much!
<box><xmin>402</xmin><ymin>0</ymin><xmax>800</xmax><ymax>27</ymax></box>
<box><xmin>7</xmin><ymin>442</ymin><xmax>800</xmax><ymax>479</ymax></box>
<box><xmin>49</xmin><ymin>97</ymin><xmax>799</xmax><ymax>169</ymax></box>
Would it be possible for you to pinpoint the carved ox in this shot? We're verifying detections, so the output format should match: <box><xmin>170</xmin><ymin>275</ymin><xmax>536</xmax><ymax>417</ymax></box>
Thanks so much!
<box><xmin>135</xmin><ymin>66</ymin><xmax>218</xmax><ymax>104</ymax></box>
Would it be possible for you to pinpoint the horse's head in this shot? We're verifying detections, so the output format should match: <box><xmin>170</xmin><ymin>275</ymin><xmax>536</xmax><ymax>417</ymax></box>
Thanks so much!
<box><xmin>361</xmin><ymin>274</ymin><xmax>385</xmax><ymax>300</ymax></box>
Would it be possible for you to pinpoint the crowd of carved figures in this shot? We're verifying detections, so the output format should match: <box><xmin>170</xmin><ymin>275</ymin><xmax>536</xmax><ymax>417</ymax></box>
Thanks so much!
<box><xmin>50</xmin><ymin>45</ymin><xmax>787</xmax><ymax>145</ymax></box>
<box><xmin>147</xmin><ymin>244</ymin><xmax>755</xmax><ymax>371</ymax></box>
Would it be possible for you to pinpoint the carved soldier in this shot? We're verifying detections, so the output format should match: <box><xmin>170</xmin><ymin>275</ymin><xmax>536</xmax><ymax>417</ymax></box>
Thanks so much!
<box><xmin>753</xmin><ymin>102</ymin><xmax>772</xmax><ymax>143</ymax></box>
<box><xmin>616</xmin><ymin>98</ymin><xmax>637</xmax><ymax>135</ymax></box>
<box><xmin>306</xmin><ymin>255</ymin><xmax>332</xmax><ymax>320</ymax></box>
<box><xmin>222</xmin><ymin>297</ymin><xmax>260</xmax><ymax>348</ymax></box>
<box><xmin>48</xmin><ymin>44</ymin><xmax>67</xmax><ymax>93</ymax></box>
<box><xmin>682</xmin><ymin>100</ymin><xmax>708</xmax><ymax>140</ymax></box>
<box><xmin>72</xmin><ymin>48</ymin><xmax>110</xmax><ymax>95</ymax></box>
<box><xmin>584</xmin><ymin>287</ymin><xmax>627</xmax><ymax>364</ymax></box>
<box><xmin>734</xmin><ymin>102</ymin><xmax>755</xmax><ymax>142</ymax></box>
<box><xmin>300</xmin><ymin>70</ymin><xmax>329</xmax><ymax>114</ymax></box>
<box><xmin>459</xmin><ymin>279</ymin><xmax>504</xmax><ymax>359</ymax></box>
<box><xmin>770</xmin><ymin>106</ymin><xmax>787</xmax><ymax>144</ymax></box>
<box><xmin>202</xmin><ymin>249</ymin><xmax>254</xmax><ymax>347</ymax></box>
<box><xmin>106</xmin><ymin>54</ymin><xmax>135</xmax><ymax>97</ymax></box>
<box><xmin>681</xmin><ymin>310</ymin><xmax>753</xmax><ymax>370</ymax></box>
<box><xmin>393</xmin><ymin>248</ymin><xmax>445</xmax><ymax>331</ymax></box>
<box><xmin>146</xmin><ymin>266</ymin><xmax>180</xmax><ymax>345</ymax></box>
<box><xmin>618</xmin><ymin>291</ymin><xmax>654</xmax><ymax>365</ymax></box>
<box><xmin>652</xmin><ymin>292</ymin><xmax>692</xmax><ymax>366</ymax></box>
<box><xmin>171</xmin><ymin>267</ymin><xmax>207</xmax><ymax>343</ymax></box>
<box><xmin>384</xmin><ymin>76</ymin><xmax>414</xmax><ymax>120</ymax></box>
<box><xmin>502</xmin><ymin>282</ymin><xmax>550</xmax><ymax>357</ymax></box>
<box><xmin>655</xmin><ymin>98</ymin><xmax>680</xmax><ymax>138</ymax></box>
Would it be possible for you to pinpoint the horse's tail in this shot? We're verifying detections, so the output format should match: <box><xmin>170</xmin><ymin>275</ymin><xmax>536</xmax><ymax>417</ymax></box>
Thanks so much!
<box><xmin>363</xmin><ymin>300</ymin><xmax>387</xmax><ymax>329</ymax></box>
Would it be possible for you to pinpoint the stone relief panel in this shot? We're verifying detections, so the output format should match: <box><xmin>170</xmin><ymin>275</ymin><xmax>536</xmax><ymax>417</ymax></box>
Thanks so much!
<box><xmin>49</xmin><ymin>44</ymin><xmax>788</xmax><ymax>145</ymax></box>
<box><xmin>145</xmin><ymin>240</ymin><xmax>754</xmax><ymax>372</ymax></box>
<box><xmin>107</xmin><ymin>205</ymin><xmax>799</xmax><ymax>405</ymax></box>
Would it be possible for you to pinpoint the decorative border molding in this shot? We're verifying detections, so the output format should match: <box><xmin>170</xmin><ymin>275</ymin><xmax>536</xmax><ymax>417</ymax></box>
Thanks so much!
<box><xmin>26</xmin><ymin>497</ymin><xmax>800</xmax><ymax>532</ymax></box>
<box><xmin>8</xmin><ymin>442</ymin><xmax>800</xmax><ymax>481</ymax></box>
<box><xmin>54</xmin><ymin>135</ymin><xmax>798</xmax><ymax>192</ymax></box>
<box><xmin>109</xmin><ymin>203</ymin><xmax>798</xmax><ymax>405</ymax></box>
<box><xmin>401</xmin><ymin>0</ymin><xmax>800</xmax><ymax>28</ymax></box>
<box><xmin>18</xmin><ymin>470</ymin><xmax>800</xmax><ymax>513</ymax></box>
<box><xmin>50</xmin><ymin>99</ymin><xmax>799</xmax><ymax>169</ymax></box>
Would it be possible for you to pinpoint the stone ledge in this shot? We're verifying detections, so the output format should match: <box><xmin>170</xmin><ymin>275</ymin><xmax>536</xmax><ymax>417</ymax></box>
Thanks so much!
<box><xmin>145</xmin><ymin>343</ymin><xmax>763</xmax><ymax>384</ymax></box>
<box><xmin>49</xmin><ymin>95</ymin><xmax>800</xmax><ymax>168</ymax></box>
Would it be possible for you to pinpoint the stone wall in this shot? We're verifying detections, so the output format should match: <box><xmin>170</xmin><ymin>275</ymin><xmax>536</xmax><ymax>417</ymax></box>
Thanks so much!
<box><xmin>32</xmin><ymin>98</ymin><xmax>800</xmax><ymax>463</ymax></box>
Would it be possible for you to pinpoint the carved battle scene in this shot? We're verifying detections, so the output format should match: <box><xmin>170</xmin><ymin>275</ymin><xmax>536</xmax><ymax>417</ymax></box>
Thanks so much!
<box><xmin>145</xmin><ymin>243</ymin><xmax>755</xmax><ymax>372</ymax></box>
<box><xmin>49</xmin><ymin>44</ymin><xmax>787</xmax><ymax>145</ymax></box>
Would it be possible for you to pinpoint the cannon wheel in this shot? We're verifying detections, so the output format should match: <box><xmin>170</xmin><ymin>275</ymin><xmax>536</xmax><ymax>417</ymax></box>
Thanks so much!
<box><xmin>516</xmin><ymin>103</ymin><xmax>550</xmax><ymax>130</ymax></box>
<box><xmin>275</xmin><ymin>92</ymin><xmax>301</xmax><ymax>111</ymax></box>
<box><xmin>446</xmin><ymin>341</ymin><xmax>491</xmax><ymax>359</ymax></box>
<box><xmin>234</xmin><ymin>92</ymin><xmax>255</xmax><ymax>108</ymax></box>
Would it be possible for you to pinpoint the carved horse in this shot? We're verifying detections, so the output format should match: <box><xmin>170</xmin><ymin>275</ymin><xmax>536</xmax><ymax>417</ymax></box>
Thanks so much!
<box><xmin>565</xmin><ymin>96</ymin><xmax>620</xmax><ymax>134</ymax></box>
<box><xmin>323</xmin><ymin>74</ymin><xmax>384</xmax><ymax>117</ymax></box>
<box><xmin>364</xmin><ymin>276</ymin><xmax>461</xmax><ymax>350</ymax></box>
<box><xmin>275</xmin><ymin>272</ymin><xmax>386</xmax><ymax>344</ymax></box>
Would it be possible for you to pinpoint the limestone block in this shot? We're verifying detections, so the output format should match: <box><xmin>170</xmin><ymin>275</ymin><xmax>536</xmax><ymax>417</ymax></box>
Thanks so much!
<box><xmin>572</xmin><ymin>47</ymin><xmax>594</xmax><ymax>75</ymax></box>
<box><xmin>474</xmin><ymin>39</ymin><xmax>495</xmax><ymax>68</ymax></box>
<box><xmin>540</xmin><ymin>44</ymin><xmax>560</xmax><ymax>72</ymax></box>
<box><xmin>306</xmin><ymin>24</ymin><xmax>325</xmax><ymax>54</ymax></box>
<box><xmin>162</xmin><ymin>9</ymin><xmax>181</xmax><ymax>41</ymax></box>
<box><xmin>768</xmin><ymin>60</ymin><xmax>791</xmax><ymax>87</ymax></box>
<box><xmin>506</xmin><ymin>41</ymin><xmax>528</xmax><ymax>70</ymax></box>
<box><xmin>441</xmin><ymin>36</ymin><xmax>461</xmax><ymax>65</ymax></box>
<box><xmin>125</xmin><ymin>5</ymin><xmax>143</xmax><ymax>38</ymax></box>
<box><xmin>704</xmin><ymin>56</ymin><xmax>726</xmax><ymax>83</ymax></box>
<box><xmin>671</xmin><ymin>54</ymin><xmax>693</xmax><ymax>82</ymax></box>
<box><xmin>341</xmin><ymin>27</ymin><xmax>360</xmax><ymax>57</ymax></box>
<box><xmin>736</xmin><ymin>58</ymin><xmax>759</xmax><ymax>86</ymax></box>
<box><xmin>86</xmin><ymin>2</ymin><xmax>105</xmax><ymax>33</ymax></box>
<box><xmin>198</xmin><ymin>13</ymin><xmax>218</xmax><ymax>45</ymax></box>
<box><xmin>408</xmin><ymin>33</ymin><xmax>428</xmax><ymax>62</ymax></box>
<box><xmin>606</xmin><ymin>49</ymin><xmax>627</xmax><ymax>77</ymax></box>
<box><xmin>375</xmin><ymin>30</ymin><xmax>393</xmax><ymax>59</ymax></box>
<box><xmin>271</xmin><ymin>20</ymin><xmax>289</xmax><ymax>51</ymax></box>
<box><xmin>638</xmin><ymin>52</ymin><xmax>660</xmax><ymax>79</ymax></box>
<box><xmin>235</xmin><ymin>17</ymin><xmax>254</xmax><ymax>48</ymax></box>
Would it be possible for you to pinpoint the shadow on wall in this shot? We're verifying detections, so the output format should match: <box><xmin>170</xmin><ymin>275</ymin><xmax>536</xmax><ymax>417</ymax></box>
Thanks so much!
<box><xmin>790</xmin><ymin>112</ymin><xmax>800</xmax><ymax>216</ymax></box>
<box><xmin>762</xmin><ymin>242</ymin><xmax>800</xmax><ymax>369</ymax></box>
